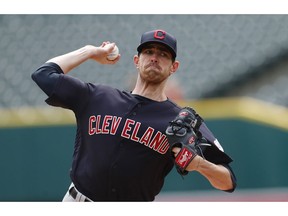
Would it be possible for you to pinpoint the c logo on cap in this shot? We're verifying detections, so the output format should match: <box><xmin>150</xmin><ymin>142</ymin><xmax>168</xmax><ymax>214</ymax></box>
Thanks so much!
<box><xmin>154</xmin><ymin>30</ymin><xmax>166</xmax><ymax>40</ymax></box>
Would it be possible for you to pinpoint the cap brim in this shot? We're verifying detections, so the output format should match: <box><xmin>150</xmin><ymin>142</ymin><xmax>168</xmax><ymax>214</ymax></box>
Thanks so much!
<box><xmin>137</xmin><ymin>41</ymin><xmax>176</xmax><ymax>59</ymax></box>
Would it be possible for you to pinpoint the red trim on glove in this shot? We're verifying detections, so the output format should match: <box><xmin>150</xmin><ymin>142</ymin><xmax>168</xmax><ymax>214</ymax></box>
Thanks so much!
<box><xmin>175</xmin><ymin>147</ymin><xmax>196</xmax><ymax>170</ymax></box>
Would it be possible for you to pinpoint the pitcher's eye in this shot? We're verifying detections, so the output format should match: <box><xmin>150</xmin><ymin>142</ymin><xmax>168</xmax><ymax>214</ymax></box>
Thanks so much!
<box><xmin>160</xmin><ymin>52</ymin><xmax>169</xmax><ymax>57</ymax></box>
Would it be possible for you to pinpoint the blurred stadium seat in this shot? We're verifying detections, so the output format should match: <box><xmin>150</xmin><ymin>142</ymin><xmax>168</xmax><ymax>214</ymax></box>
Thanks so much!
<box><xmin>1</xmin><ymin>14</ymin><xmax>288</xmax><ymax>108</ymax></box>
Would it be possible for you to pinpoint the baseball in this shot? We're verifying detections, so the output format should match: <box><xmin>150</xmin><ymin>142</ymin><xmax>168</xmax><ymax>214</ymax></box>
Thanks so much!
<box><xmin>107</xmin><ymin>45</ymin><xmax>119</xmax><ymax>61</ymax></box>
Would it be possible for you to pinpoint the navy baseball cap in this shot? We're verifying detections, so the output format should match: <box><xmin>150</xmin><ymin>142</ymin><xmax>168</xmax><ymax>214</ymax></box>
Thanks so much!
<box><xmin>137</xmin><ymin>29</ymin><xmax>177</xmax><ymax>59</ymax></box>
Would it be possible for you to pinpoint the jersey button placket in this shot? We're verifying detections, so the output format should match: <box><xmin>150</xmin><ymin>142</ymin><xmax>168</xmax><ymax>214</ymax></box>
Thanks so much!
<box><xmin>109</xmin><ymin>140</ymin><xmax>123</xmax><ymax>199</ymax></box>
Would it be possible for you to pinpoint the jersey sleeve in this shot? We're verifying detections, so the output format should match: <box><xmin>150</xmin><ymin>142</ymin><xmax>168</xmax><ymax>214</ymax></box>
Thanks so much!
<box><xmin>199</xmin><ymin>122</ymin><xmax>237</xmax><ymax>193</ymax></box>
<box><xmin>199</xmin><ymin>122</ymin><xmax>233</xmax><ymax>165</ymax></box>
<box><xmin>32</xmin><ymin>62</ymin><xmax>90</xmax><ymax>112</ymax></box>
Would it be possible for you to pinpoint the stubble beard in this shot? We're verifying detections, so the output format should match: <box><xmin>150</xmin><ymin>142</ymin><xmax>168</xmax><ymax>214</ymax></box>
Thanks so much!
<box><xmin>141</xmin><ymin>69</ymin><xmax>165</xmax><ymax>84</ymax></box>
<box><xmin>142</xmin><ymin>62</ymin><xmax>166</xmax><ymax>84</ymax></box>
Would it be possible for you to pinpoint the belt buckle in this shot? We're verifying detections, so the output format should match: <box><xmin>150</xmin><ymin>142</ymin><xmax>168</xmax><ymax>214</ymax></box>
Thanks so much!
<box><xmin>69</xmin><ymin>186</ymin><xmax>91</xmax><ymax>202</ymax></box>
<box><xmin>69</xmin><ymin>187</ymin><xmax>78</xmax><ymax>199</ymax></box>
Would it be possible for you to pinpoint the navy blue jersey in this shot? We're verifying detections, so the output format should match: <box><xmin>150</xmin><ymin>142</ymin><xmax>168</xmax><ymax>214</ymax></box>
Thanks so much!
<box><xmin>32</xmin><ymin>62</ymin><xmax>235</xmax><ymax>201</ymax></box>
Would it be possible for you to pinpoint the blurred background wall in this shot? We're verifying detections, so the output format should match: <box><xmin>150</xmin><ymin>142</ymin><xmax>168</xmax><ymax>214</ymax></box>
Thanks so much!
<box><xmin>0</xmin><ymin>14</ymin><xmax>288</xmax><ymax>201</ymax></box>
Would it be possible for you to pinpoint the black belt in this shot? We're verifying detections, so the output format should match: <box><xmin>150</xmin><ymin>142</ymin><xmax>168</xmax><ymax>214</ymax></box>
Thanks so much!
<box><xmin>69</xmin><ymin>186</ymin><xmax>91</xmax><ymax>202</ymax></box>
